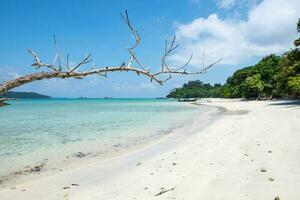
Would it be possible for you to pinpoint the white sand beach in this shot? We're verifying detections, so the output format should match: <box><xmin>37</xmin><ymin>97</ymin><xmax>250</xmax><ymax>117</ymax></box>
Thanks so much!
<box><xmin>1</xmin><ymin>99</ymin><xmax>299</xmax><ymax>200</ymax></box>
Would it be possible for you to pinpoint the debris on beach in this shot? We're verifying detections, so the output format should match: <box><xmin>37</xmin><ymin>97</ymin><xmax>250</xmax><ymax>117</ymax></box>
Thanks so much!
<box><xmin>269</xmin><ymin>177</ymin><xmax>275</xmax><ymax>181</ymax></box>
<box><xmin>113</xmin><ymin>143</ymin><xmax>121</xmax><ymax>148</ymax></box>
<box><xmin>73</xmin><ymin>152</ymin><xmax>86</xmax><ymax>158</ymax></box>
<box><xmin>154</xmin><ymin>186</ymin><xmax>176</xmax><ymax>196</ymax></box>
<box><xmin>14</xmin><ymin>170</ymin><xmax>22</xmax><ymax>175</ymax></box>
<box><xmin>260</xmin><ymin>168</ymin><xmax>267</xmax><ymax>172</ymax></box>
<box><xmin>136</xmin><ymin>162</ymin><xmax>141</xmax><ymax>166</ymax></box>
<box><xmin>30</xmin><ymin>165</ymin><xmax>42</xmax><ymax>173</ymax></box>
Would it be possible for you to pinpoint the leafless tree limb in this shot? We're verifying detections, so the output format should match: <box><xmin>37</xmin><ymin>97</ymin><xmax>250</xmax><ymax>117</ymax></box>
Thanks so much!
<box><xmin>0</xmin><ymin>98</ymin><xmax>21</xmax><ymax>107</ymax></box>
<box><xmin>121</xmin><ymin>10</ymin><xmax>148</xmax><ymax>71</ymax></box>
<box><xmin>27</xmin><ymin>49</ymin><xmax>59</xmax><ymax>71</ymax></box>
<box><xmin>0</xmin><ymin>98</ymin><xmax>21</xmax><ymax>101</ymax></box>
<box><xmin>53</xmin><ymin>35</ymin><xmax>62</xmax><ymax>70</ymax></box>
<box><xmin>0</xmin><ymin>10</ymin><xmax>222</xmax><ymax>95</ymax></box>
<box><xmin>70</xmin><ymin>54</ymin><xmax>93</xmax><ymax>73</ymax></box>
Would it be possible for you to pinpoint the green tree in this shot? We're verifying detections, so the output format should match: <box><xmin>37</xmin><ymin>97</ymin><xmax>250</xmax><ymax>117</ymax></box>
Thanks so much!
<box><xmin>166</xmin><ymin>80</ymin><xmax>223</xmax><ymax>98</ymax></box>
<box><xmin>294</xmin><ymin>18</ymin><xmax>300</xmax><ymax>47</ymax></box>
<box><xmin>287</xmin><ymin>76</ymin><xmax>300</xmax><ymax>97</ymax></box>
<box><xmin>244</xmin><ymin>74</ymin><xmax>265</xmax><ymax>98</ymax></box>
<box><xmin>275</xmin><ymin>49</ymin><xmax>300</xmax><ymax>98</ymax></box>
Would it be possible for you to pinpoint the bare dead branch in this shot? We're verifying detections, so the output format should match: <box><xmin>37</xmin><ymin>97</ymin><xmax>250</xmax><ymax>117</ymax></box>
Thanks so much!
<box><xmin>154</xmin><ymin>187</ymin><xmax>176</xmax><ymax>196</ymax></box>
<box><xmin>121</xmin><ymin>10</ymin><xmax>141</xmax><ymax>50</ymax></box>
<box><xmin>121</xmin><ymin>10</ymin><xmax>148</xmax><ymax>71</ymax></box>
<box><xmin>200</xmin><ymin>58</ymin><xmax>223</xmax><ymax>73</ymax></box>
<box><xmin>70</xmin><ymin>54</ymin><xmax>93</xmax><ymax>73</ymax></box>
<box><xmin>0</xmin><ymin>10</ymin><xmax>222</xmax><ymax>96</ymax></box>
<box><xmin>0</xmin><ymin>98</ymin><xmax>21</xmax><ymax>101</ymax></box>
<box><xmin>168</xmin><ymin>54</ymin><xmax>193</xmax><ymax>71</ymax></box>
<box><xmin>66</xmin><ymin>54</ymin><xmax>70</xmax><ymax>70</ymax></box>
<box><xmin>27</xmin><ymin>49</ymin><xmax>59</xmax><ymax>71</ymax></box>
<box><xmin>161</xmin><ymin>35</ymin><xmax>189</xmax><ymax>73</ymax></box>
<box><xmin>53</xmin><ymin>35</ymin><xmax>63</xmax><ymax>71</ymax></box>
<box><xmin>0</xmin><ymin>98</ymin><xmax>21</xmax><ymax>107</ymax></box>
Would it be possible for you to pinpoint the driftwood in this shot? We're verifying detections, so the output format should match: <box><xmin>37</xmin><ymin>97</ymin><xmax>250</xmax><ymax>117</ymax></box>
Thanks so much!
<box><xmin>0</xmin><ymin>98</ymin><xmax>21</xmax><ymax>106</ymax></box>
<box><xmin>154</xmin><ymin>187</ymin><xmax>176</xmax><ymax>196</ymax></box>
<box><xmin>0</xmin><ymin>100</ymin><xmax>8</xmax><ymax>107</ymax></box>
<box><xmin>0</xmin><ymin>10</ymin><xmax>222</xmax><ymax>95</ymax></box>
<box><xmin>0</xmin><ymin>98</ymin><xmax>21</xmax><ymax>101</ymax></box>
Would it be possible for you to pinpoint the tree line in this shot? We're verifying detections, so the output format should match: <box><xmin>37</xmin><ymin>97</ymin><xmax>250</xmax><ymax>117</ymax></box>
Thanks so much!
<box><xmin>167</xmin><ymin>19</ymin><xmax>300</xmax><ymax>100</ymax></box>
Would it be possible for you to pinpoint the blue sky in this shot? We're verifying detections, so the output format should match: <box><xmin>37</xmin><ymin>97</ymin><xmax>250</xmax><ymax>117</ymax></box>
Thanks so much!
<box><xmin>0</xmin><ymin>0</ymin><xmax>299</xmax><ymax>97</ymax></box>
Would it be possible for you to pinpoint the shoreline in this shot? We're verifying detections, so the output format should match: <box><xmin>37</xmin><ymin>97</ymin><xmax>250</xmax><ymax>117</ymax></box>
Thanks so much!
<box><xmin>0</xmin><ymin>102</ymin><xmax>218</xmax><ymax>189</ymax></box>
<box><xmin>1</xmin><ymin>99</ymin><xmax>299</xmax><ymax>199</ymax></box>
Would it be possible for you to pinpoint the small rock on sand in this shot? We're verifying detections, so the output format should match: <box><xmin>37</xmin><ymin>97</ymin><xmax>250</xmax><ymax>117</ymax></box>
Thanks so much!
<box><xmin>73</xmin><ymin>152</ymin><xmax>86</xmax><ymax>158</ymax></box>
<box><xmin>260</xmin><ymin>168</ymin><xmax>267</xmax><ymax>172</ymax></box>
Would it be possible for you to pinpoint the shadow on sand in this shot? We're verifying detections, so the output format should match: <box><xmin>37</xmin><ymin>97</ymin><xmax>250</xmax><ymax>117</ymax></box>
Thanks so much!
<box><xmin>268</xmin><ymin>100</ymin><xmax>300</xmax><ymax>108</ymax></box>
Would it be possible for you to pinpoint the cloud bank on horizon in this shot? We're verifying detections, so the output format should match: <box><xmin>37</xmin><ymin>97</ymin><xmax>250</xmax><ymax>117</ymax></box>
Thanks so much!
<box><xmin>172</xmin><ymin>0</ymin><xmax>300</xmax><ymax>67</ymax></box>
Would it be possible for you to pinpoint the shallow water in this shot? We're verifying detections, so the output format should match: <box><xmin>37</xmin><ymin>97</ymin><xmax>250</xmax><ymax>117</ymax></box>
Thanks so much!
<box><xmin>0</xmin><ymin>98</ymin><xmax>209</xmax><ymax>178</ymax></box>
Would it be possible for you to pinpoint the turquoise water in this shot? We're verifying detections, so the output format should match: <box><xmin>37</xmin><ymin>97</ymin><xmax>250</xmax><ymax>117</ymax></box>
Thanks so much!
<box><xmin>0</xmin><ymin>98</ymin><xmax>208</xmax><ymax>178</ymax></box>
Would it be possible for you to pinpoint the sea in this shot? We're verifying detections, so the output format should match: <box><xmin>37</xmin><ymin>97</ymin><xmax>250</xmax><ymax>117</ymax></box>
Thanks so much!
<box><xmin>0</xmin><ymin>98</ymin><xmax>212</xmax><ymax>181</ymax></box>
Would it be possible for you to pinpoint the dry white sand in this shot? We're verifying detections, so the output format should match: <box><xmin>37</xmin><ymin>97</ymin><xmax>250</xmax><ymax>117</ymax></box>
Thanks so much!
<box><xmin>1</xmin><ymin>99</ymin><xmax>299</xmax><ymax>200</ymax></box>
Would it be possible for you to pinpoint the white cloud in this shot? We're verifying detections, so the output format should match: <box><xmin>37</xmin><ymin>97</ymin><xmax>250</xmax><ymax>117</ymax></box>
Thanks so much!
<box><xmin>216</xmin><ymin>0</ymin><xmax>259</xmax><ymax>9</ymax></box>
<box><xmin>111</xmin><ymin>81</ymin><xmax>156</xmax><ymax>91</ymax></box>
<box><xmin>172</xmin><ymin>0</ymin><xmax>300</xmax><ymax>68</ymax></box>
<box><xmin>0</xmin><ymin>66</ymin><xmax>27</xmax><ymax>82</ymax></box>
<box><xmin>8</xmin><ymin>72</ymin><xmax>21</xmax><ymax>79</ymax></box>
<box><xmin>217</xmin><ymin>0</ymin><xmax>237</xmax><ymax>9</ymax></box>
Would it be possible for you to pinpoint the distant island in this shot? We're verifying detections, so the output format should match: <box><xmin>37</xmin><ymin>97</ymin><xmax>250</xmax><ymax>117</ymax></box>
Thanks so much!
<box><xmin>0</xmin><ymin>91</ymin><xmax>51</xmax><ymax>99</ymax></box>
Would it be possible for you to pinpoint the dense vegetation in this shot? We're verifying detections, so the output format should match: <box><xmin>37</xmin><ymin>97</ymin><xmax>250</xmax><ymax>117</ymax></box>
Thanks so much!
<box><xmin>167</xmin><ymin>19</ymin><xmax>300</xmax><ymax>99</ymax></box>
<box><xmin>0</xmin><ymin>91</ymin><xmax>51</xmax><ymax>99</ymax></box>
<box><xmin>167</xmin><ymin>81</ymin><xmax>222</xmax><ymax>98</ymax></box>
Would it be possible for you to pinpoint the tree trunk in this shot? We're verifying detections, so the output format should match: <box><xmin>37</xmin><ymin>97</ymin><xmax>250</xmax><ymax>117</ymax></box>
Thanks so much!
<box><xmin>0</xmin><ymin>71</ymin><xmax>83</xmax><ymax>95</ymax></box>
